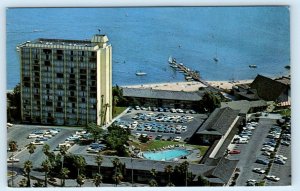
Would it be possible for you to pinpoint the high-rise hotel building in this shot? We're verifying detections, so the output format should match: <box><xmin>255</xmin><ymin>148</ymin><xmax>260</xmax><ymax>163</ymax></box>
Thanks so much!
<box><xmin>19</xmin><ymin>35</ymin><xmax>112</xmax><ymax>126</ymax></box>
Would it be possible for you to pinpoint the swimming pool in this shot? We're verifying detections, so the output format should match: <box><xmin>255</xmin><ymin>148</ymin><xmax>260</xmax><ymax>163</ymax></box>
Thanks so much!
<box><xmin>143</xmin><ymin>149</ymin><xmax>190</xmax><ymax>161</ymax></box>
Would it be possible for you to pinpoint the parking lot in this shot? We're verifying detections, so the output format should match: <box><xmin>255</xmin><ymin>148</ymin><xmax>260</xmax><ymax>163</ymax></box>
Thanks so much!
<box><xmin>226</xmin><ymin>118</ymin><xmax>291</xmax><ymax>186</ymax></box>
<box><xmin>116</xmin><ymin>107</ymin><xmax>207</xmax><ymax>142</ymax></box>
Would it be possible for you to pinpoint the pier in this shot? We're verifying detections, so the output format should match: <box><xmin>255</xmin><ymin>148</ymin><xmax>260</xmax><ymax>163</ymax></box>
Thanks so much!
<box><xmin>168</xmin><ymin>57</ymin><xmax>214</xmax><ymax>88</ymax></box>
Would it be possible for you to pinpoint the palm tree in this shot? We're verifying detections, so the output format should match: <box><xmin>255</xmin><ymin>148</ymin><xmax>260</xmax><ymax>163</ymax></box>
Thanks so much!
<box><xmin>59</xmin><ymin>145</ymin><xmax>68</xmax><ymax>169</ymax></box>
<box><xmin>76</xmin><ymin>174</ymin><xmax>85</xmax><ymax>187</ymax></box>
<box><xmin>23</xmin><ymin>160</ymin><xmax>33</xmax><ymax>187</ymax></box>
<box><xmin>27</xmin><ymin>143</ymin><xmax>36</xmax><ymax>159</ymax></box>
<box><xmin>180</xmin><ymin>161</ymin><xmax>189</xmax><ymax>186</ymax></box>
<box><xmin>8</xmin><ymin>140</ymin><xmax>18</xmax><ymax>187</ymax></box>
<box><xmin>95</xmin><ymin>153</ymin><xmax>103</xmax><ymax>174</ymax></box>
<box><xmin>74</xmin><ymin>156</ymin><xmax>86</xmax><ymax>177</ymax></box>
<box><xmin>93</xmin><ymin>173</ymin><xmax>103</xmax><ymax>187</ymax></box>
<box><xmin>41</xmin><ymin>159</ymin><xmax>51</xmax><ymax>187</ymax></box>
<box><xmin>8</xmin><ymin>140</ymin><xmax>18</xmax><ymax>152</ymax></box>
<box><xmin>148</xmin><ymin>168</ymin><xmax>158</xmax><ymax>186</ymax></box>
<box><xmin>42</xmin><ymin>144</ymin><xmax>50</xmax><ymax>157</ymax></box>
<box><xmin>164</xmin><ymin>165</ymin><xmax>173</xmax><ymax>186</ymax></box>
<box><xmin>60</xmin><ymin>167</ymin><xmax>70</xmax><ymax>187</ymax></box>
<box><xmin>149</xmin><ymin>179</ymin><xmax>158</xmax><ymax>187</ymax></box>
<box><xmin>112</xmin><ymin>172</ymin><xmax>123</xmax><ymax>187</ymax></box>
<box><xmin>112</xmin><ymin>158</ymin><xmax>122</xmax><ymax>186</ymax></box>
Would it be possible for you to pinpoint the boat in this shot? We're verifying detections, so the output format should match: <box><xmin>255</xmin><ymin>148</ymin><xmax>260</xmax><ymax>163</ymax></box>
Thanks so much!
<box><xmin>213</xmin><ymin>57</ymin><xmax>218</xmax><ymax>63</ymax></box>
<box><xmin>249</xmin><ymin>65</ymin><xmax>257</xmax><ymax>68</ymax></box>
<box><xmin>135</xmin><ymin>71</ymin><xmax>147</xmax><ymax>76</ymax></box>
<box><xmin>168</xmin><ymin>56</ymin><xmax>176</xmax><ymax>64</ymax></box>
<box><xmin>284</xmin><ymin>65</ymin><xmax>290</xmax><ymax>69</ymax></box>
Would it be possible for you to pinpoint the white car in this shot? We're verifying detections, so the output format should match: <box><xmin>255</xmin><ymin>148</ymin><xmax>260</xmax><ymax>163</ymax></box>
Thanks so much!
<box><xmin>246</xmin><ymin>179</ymin><xmax>257</xmax><ymax>183</ymax></box>
<box><xmin>275</xmin><ymin>155</ymin><xmax>287</xmax><ymax>160</ymax></box>
<box><xmin>253</xmin><ymin>168</ymin><xmax>265</xmax><ymax>174</ymax></box>
<box><xmin>266</xmin><ymin>175</ymin><xmax>280</xmax><ymax>182</ymax></box>
<box><xmin>28</xmin><ymin>134</ymin><xmax>43</xmax><ymax>139</ymax></box>
<box><xmin>174</xmin><ymin>136</ymin><xmax>182</xmax><ymax>142</ymax></box>
<box><xmin>31</xmin><ymin>141</ymin><xmax>44</xmax><ymax>145</ymax></box>
<box><xmin>262</xmin><ymin>151</ymin><xmax>271</xmax><ymax>156</ymax></box>
<box><xmin>7</xmin><ymin>157</ymin><xmax>20</xmax><ymax>163</ymax></box>
<box><xmin>43</xmin><ymin>134</ymin><xmax>53</xmax><ymax>138</ymax></box>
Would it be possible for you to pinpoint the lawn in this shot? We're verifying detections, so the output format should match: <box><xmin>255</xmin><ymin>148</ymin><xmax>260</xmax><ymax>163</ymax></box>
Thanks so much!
<box><xmin>129</xmin><ymin>139</ymin><xmax>209</xmax><ymax>156</ymax></box>
<box><xmin>113</xmin><ymin>106</ymin><xmax>127</xmax><ymax>118</ymax></box>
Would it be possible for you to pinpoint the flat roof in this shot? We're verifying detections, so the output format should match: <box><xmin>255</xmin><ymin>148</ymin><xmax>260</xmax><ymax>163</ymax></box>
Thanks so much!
<box><xmin>122</xmin><ymin>88</ymin><xmax>204</xmax><ymax>101</ymax></box>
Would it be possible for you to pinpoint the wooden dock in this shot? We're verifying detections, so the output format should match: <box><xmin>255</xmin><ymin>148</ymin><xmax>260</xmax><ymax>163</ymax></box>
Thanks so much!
<box><xmin>169</xmin><ymin>58</ymin><xmax>212</xmax><ymax>87</ymax></box>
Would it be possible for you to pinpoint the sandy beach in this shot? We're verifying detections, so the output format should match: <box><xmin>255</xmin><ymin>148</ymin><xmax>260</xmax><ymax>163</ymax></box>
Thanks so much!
<box><xmin>122</xmin><ymin>79</ymin><xmax>254</xmax><ymax>92</ymax></box>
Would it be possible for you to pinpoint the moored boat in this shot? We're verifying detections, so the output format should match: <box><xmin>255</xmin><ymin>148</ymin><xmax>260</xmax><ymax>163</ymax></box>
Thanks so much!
<box><xmin>136</xmin><ymin>71</ymin><xmax>147</xmax><ymax>76</ymax></box>
<box><xmin>249</xmin><ymin>65</ymin><xmax>257</xmax><ymax>68</ymax></box>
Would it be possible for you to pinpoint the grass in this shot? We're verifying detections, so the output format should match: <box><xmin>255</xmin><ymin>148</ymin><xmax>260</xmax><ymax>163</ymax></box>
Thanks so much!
<box><xmin>278</xmin><ymin>108</ymin><xmax>291</xmax><ymax>117</ymax></box>
<box><xmin>129</xmin><ymin>139</ymin><xmax>209</xmax><ymax>156</ymax></box>
<box><xmin>113</xmin><ymin>106</ymin><xmax>127</xmax><ymax>118</ymax></box>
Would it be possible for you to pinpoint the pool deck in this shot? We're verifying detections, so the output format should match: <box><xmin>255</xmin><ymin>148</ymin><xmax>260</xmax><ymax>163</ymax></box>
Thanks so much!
<box><xmin>139</xmin><ymin>145</ymin><xmax>202</xmax><ymax>163</ymax></box>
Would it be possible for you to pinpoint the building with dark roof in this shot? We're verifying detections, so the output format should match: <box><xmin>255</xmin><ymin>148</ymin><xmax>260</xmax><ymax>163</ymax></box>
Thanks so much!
<box><xmin>234</xmin><ymin>75</ymin><xmax>290</xmax><ymax>102</ymax></box>
<box><xmin>78</xmin><ymin>153</ymin><xmax>238</xmax><ymax>186</ymax></box>
<box><xmin>122</xmin><ymin>87</ymin><xmax>205</xmax><ymax>109</ymax></box>
<box><xmin>221</xmin><ymin>100</ymin><xmax>268</xmax><ymax>118</ymax></box>
<box><xmin>194</xmin><ymin>107</ymin><xmax>241</xmax><ymax>145</ymax></box>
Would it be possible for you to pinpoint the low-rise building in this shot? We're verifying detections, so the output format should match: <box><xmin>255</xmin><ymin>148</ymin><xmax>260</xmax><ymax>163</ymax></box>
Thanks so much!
<box><xmin>194</xmin><ymin>107</ymin><xmax>241</xmax><ymax>145</ymax></box>
<box><xmin>221</xmin><ymin>100</ymin><xmax>268</xmax><ymax>119</ymax></box>
<box><xmin>122</xmin><ymin>88</ymin><xmax>204</xmax><ymax>110</ymax></box>
<box><xmin>234</xmin><ymin>75</ymin><xmax>290</xmax><ymax>102</ymax></box>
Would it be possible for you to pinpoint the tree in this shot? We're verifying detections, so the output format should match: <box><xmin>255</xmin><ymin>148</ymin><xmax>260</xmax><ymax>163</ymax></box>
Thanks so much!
<box><xmin>112</xmin><ymin>158</ymin><xmax>123</xmax><ymax>187</ymax></box>
<box><xmin>181</xmin><ymin>161</ymin><xmax>189</xmax><ymax>186</ymax></box>
<box><xmin>149</xmin><ymin>168</ymin><xmax>158</xmax><ymax>186</ymax></box>
<box><xmin>7</xmin><ymin>83</ymin><xmax>21</xmax><ymax>122</ymax></box>
<box><xmin>8</xmin><ymin>140</ymin><xmax>18</xmax><ymax>187</ymax></box>
<box><xmin>95</xmin><ymin>153</ymin><xmax>103</xmax><ymax>174</ymax></box>
<box><xmin>76</xmin><ymin>174</ymin><xmax>85</xmax><ymax>187</ymax></box>
<box><xmin>113</xmin><ymin>172</ymin><xmax>123</xmax><ymax>187</ymax></box>
<box><xmin>197</xmin><ymin>175</ymin><xmax>210</xmax><ymax>186</ymax></box>
<box><xmin>149</xmin><ymin>179</ymin><xmax>158</xmax><ymax>187</ymax></box>
<box><xmin>106</xmin><ymin>124</ymin><xmax>130</xmax><ymax>156</ymax></box>
<box><xmin>74</xmin><ymin>155</ymin><xmax>86</xmax><ymax>177</ymax></box>
<box><xmin>41</xmin><ymin>159</ymin><xmax>51</xmax><ymax>187</ymax></box>
<box><xmin>42</xmin><ymin>144</ymin><xmax>50</xmax><ymax>157</ymax></box>
<box><xmin>60</xmin><ymin>167</ymin><xmax>70</xmax><ymax>187</ymax></box>
<box><xmin>86</xmin><ymin>122</ymin><xmax>104</xmax><ymax>142</ymax></box>
<box><xmin>93</xmin><ymin>173</ymin><xmax>103</xmax><ymax>187</ymax></box>
<box><xmin>8</xmin><ymin>140</ymin><xmax>18</xmax><ymax>152</ymax></box>
<box><xmin>23</xmin><ymin>160</ymin><xmax>33</xmax><ymax>187</ymax></box>
<box><xmin>27</xmin><ymin>143</ymin><xmax>36</xmax><ymax>159</ymax></box>
<box><xmin>200</xmin><ymin>91</ymin><xmax>221</xmax><ymax>112</ymax></box>
<box><xmin>59</xmin><ymin>145</ymin><xmax>68</xmax><ymax>169</ymax></box>
<box><xmin>164</xmin><ymin>165</ymin><xmax>173</xmax><ymax>186</ymax></box>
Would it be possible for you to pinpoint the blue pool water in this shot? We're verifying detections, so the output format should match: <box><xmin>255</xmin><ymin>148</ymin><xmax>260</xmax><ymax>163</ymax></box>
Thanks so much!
<box><xmin>143</xmin><ymin>149</ymin><xmax>190</xmax><ymax>161</ymax></box>
<box><xmin>6</xmin><ymin>7</ymin><xmax>290</xmax><ymax>90</ymax></box>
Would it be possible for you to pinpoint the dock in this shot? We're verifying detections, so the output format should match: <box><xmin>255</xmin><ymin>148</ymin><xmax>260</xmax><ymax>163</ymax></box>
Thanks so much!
<box><xmin>168</xmin><ymin>57</ymin><xmax>213</xmax><ymax>88</ymax></box>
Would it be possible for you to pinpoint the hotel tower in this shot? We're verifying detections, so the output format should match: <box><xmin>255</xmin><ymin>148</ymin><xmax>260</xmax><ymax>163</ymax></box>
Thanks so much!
<box><xmin>19</xmin><ymin>35</ymin><xmax>112</xmax><ymax>126</ymax></box>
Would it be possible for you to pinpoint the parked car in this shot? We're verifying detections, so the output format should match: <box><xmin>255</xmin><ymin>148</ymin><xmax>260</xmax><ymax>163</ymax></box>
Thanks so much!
<box><xmin>229</xmin><ymin>150</ymin><xmax>241</xmax><ymax>154</ymax></box>
<box><xmin>174</xmin><ymin>136</ymin><xmax>182</xmax><ymax>142</ymax></box>
<box><xmin>253</xmin><ymin>168</ymin><xmax>266</xmax><ymax>174</ymax></box>
<box><xmin>266</xmin><ymin>175</ymin><xmax>280</xmax><ymax>182</ymax></box>
<box><xmin>256</xmin><ymin>159</ymin><xmax>269</xmax><ymax>165</ymax></box>
<box><xmin>274</xmin><ymin>159</ymin><xmax>286</xmax><ymax>165</ymax></box>
<box><xmin>7</xmin><ymin>157</ymin><xmax>20</xmax><ymax>163</ymax></box>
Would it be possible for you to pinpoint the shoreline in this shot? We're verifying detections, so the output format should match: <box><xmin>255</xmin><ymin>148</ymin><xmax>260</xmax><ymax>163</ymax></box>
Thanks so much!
<box><xmin>121</xmin><ymin>79</ymin><xmax>254</xmax><ymax>92</ymax></box>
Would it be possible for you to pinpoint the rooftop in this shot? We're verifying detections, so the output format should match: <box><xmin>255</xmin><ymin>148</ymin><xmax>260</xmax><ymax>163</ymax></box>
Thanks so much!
<box><xmin>196</xmin><ymin>107</ymin><xmax>240</xmax><ymax>136</ymax></box>
<box><xmin>19</xmin><ymin>34</ymin><xmax>109</xmax><ymax>50</ymax></box>
<box><xmin>250</xmin><ymin>75</ymin><xmax>289</xmax><ymax>101</ymax></box>
<box><xmin>221</xmin><ymin>100</ymin><xmax>268</xmax><ymax>114</ymax></box>
<box><xmin>122</xmin><ymin>87</ymin><xmax>204</xmax><ymax>101</ymax></box>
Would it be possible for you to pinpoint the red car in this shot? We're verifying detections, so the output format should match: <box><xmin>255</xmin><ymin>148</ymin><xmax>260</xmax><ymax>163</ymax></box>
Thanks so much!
<box><xmin>229</xmin><ymin>150</ymin><xmax>241</xmax><ymax>154</ymax></box>
<box><xmin>148</xmin><ymin>135</ymin><xmax>154</xmax><ymax>140</ymax></box>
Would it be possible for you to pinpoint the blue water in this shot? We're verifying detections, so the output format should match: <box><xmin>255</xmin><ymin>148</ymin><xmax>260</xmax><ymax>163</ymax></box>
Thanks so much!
<box><xmin>143</xmin><ymin>149</ymin><xmax>190</xmax><ymax>161</ymax></box>
<box><xmin>6</xmin><ymin>7</ymin><xmax>290</xmax><ymax>90</ymax></box>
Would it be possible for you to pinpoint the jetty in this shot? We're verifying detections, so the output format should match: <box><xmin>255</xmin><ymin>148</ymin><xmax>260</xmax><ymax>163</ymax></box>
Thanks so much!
<box><xmin>168</xmin><ymin>57</ymin><xmax>213</xmax><ymax>88</ymax></box>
